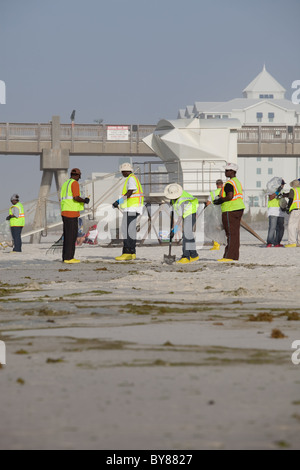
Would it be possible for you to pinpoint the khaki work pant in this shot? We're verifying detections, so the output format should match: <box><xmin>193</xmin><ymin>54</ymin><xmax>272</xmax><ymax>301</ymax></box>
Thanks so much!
<box><xmin>288</xmin><ymin>210</ymin><xmax>300</xmax><ymax>245</ymax></box>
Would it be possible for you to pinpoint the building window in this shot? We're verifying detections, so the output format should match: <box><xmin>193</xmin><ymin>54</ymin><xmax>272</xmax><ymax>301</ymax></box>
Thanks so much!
<box><xmin>256</xmin><ymin>181</ymin><xmax>261</xmax><ymax>188</ymax></box>
<box><xmin>268</xmin><ymin>112</ymin><xmax>275</xmax><ymax>123</ymax></box>
<box><xmin>259</xmin><ymin>94</ymin><xmax>274</xmax><ymax>99</ymax></box>
<box><xmin>257</xmin><ymin>112</ymin><xmax>263</xmax><ymax>122</ymax></box>
<box><xmin>256</xmin><ymin>168</ymin><xmax>262</xmax><ymax>175</ymax></box>
<box><xmin>222</xmin><ymin>115</ymin><xmax>229</xmax><ymax>119</ymax></box>
<box><xmin>207</xmin><ymin>115</ymin><xmax>214</xmax><ymax>119</ymax></box>
<box><xmin>268</xmin><ymin>168</ymin><xmax>273</xmax><ymax>175</ymax></box>
<box><xmin>249</xmin><ymin>196</ymin><xmax>260</xmax><ymax>207</ymax></box>
<box><xmin>268</xmin><ymin>157</ymin><xmax>273</xmax><ymax>162</ymax></box>
<box><xmin>257</xmin><ymin>157</ymin><xmax>262</xmax><ymax>162</ymax></box>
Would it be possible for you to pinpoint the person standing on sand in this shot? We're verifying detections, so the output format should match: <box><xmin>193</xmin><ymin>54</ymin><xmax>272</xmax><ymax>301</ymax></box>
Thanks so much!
<box><xmin>60</xmin><ymin>168</ymin><xmax>90</xmax><ymax>264</ymax></box>
<box><xmin>6</xmin><ymin>194</ymin><xmax>25</xmax><ymax>253</ymax></box>
<box><xmin>206</xmin><ymin>179</ymin><xmax>223</xmax><ymax>251</ymax></box>
<box><xmin>164</xmin><ymin>183</ymin><xmax>199</xmax><ymax>264</ymax></box>
<box><xmin>266</xmin><ymin>179</ymin><xmax>286</xmax><ymax>248</ymax></box>
<box><xmin>285</xmin><ymin>179</ymin><xmax>300</xmax><ymax>248</ymax></box>
<box><xmin>213</xmin><ymin>163</ymin><xmax>245</xmax><ymax>262</ymax></box>
<box><xmin>112</xmin><ymin>163</ymin><xmax>144</xmax><ymax>261</ymax></box>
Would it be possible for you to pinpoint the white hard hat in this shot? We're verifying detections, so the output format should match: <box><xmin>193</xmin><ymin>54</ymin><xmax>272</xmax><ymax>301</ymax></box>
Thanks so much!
<box><xmin>120</xmin><ymin>162</ymin><xmax>133</xmax><ymax>173</ymax></box>
<box><xmin>164</xmin><ymin>183</ymin><xmax>183</xmax><ymax>200</ymax></box>
<box><xmin>224</xmin><ymin>162</ymin><xmax>239</xmax><ymax>172</ymax></box>
<box><xmin>11</xmin><ymin>194</ymin><xmax>20</xmax><ymax>202</ymax></box>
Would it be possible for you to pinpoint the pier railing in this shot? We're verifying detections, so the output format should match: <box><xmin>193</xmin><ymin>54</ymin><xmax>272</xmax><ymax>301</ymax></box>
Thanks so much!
<box><xmin>1</xmin><ymin>123</ymin><xmax>300</xmax><ymax>143</ymax></box>
<box><xmin>0</xmin><ymin>123</ymin><xmax>300</xmax><ymax>157</ymax></box>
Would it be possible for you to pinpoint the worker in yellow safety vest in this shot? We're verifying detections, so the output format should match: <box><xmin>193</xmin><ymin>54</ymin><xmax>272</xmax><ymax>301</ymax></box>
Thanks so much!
<box><xmin>285</xmin><ymin>179</ymin><xmax>300</xmax><ymax>248</ymax></box>
<box><xmin>6</xmin><ymin>194</ymin><xmax>25</xmax><ymax>253</ymax></box>
<box><xmin>112</xmin><ymin>163</ymin><xmax>144</xmax><ymax>261</ymax></box>
<box><xmin>206</xmin><ymin>179</ymin><xmax>223</xmax><ymax>251</ymax></box>
<box><xmin>266</xmin><ymin>178</ymin><xmax>286</xmax><ymax>248</ymax></box>
<box><xmin>213</xmin><ymin>163</ymin><xmax>245</xmax><ymax>262</ymax></box>
<box><xmin>60</xmin><ymin>168</ymin><xmax>90</xmax><ymax>264</ymax></box>
<box><xmin>164</xmin><ymin>183</ymin><xmax>199</xmax><ymax>264</ymax></box>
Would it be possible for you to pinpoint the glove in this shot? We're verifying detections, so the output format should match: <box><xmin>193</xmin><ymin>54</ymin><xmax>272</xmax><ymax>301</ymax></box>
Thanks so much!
<box><xmin>112</xmin><ymin>198</ymin><xmax>124</xmax><ymax>209</ymax></box>
<box><xmin>6</xmin><ymin>215</ymin><xmax>12</xmax><ymax>221</ymax></box>
<box><xmin>84</xmin><ymin>198</ymin><xmax>90</xmax><ymax>204</ymax></box>
<box><xmin>275</xmin><ymin>184</ymin><xmax>284</xmax><ymax>196</ymax></box>
<box><xmin>169</xmin><ymin>225</ymin><xmax>179</xmax><ymax>238</ymax></box>
<box><xmin>213</xmin><ymin>197</ymin><xmax>222</xmax><ymax>205</ymax></box>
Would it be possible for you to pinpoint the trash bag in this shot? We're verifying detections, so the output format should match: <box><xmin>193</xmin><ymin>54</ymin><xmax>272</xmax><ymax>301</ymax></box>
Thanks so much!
<box><xmin>204</xmin><ymin>203</ymin><xmax>226</xmax><ymax>245</ymax></box>
<box><xmin>266</xmin><ymin>177</ymin><xmax>283</xmax><ymax>195</ymax></box>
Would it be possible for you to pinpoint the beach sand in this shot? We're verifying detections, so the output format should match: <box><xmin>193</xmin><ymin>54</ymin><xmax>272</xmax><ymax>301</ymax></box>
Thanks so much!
<box><xmin>0</xmin><ymin>238</ymin><xmax>300</xmax><ymax>450</ymax></box>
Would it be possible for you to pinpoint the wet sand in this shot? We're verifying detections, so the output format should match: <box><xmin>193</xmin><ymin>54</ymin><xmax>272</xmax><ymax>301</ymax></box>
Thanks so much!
<box><xmin>0</xmin><ymin>241</ymin><xmax>300</xmax><ymax>449</ymax></box>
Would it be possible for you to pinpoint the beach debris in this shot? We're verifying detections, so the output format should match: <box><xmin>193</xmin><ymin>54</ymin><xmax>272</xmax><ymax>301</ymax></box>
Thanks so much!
<box><xmin>46</xmin><ymin>358</ymin><xmax>65</xmax><ymax>364</ymax></box>
<box><xmin>248</xmin><ymin>313</ymin><xmax>274</xmax><ymax>322</ymax></box>
<box><xmin>271</xmin><ymin>329</ymin><xmax>286</xmax><ymax>339</ymax></box>
<box><xmin>15</xmin><ymin>349</ymin><xmax>29</xmax><ymax>355</ymax></box>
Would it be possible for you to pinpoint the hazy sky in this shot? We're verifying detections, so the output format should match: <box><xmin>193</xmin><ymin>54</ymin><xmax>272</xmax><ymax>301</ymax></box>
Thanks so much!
<box><xmin>0</xmin><ymin>0</ymin><xmax>299</xmax><ymax>210</ymax></box>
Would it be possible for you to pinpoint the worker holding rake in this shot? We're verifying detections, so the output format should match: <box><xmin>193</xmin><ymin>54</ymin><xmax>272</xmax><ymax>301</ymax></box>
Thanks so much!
<box><xmin>164</xmin><ymin>183</ymin><xmax>199</xmax><ymax>264</ymax></box>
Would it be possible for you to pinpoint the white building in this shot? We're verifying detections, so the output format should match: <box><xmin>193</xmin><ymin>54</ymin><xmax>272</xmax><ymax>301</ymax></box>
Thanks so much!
<box><xmin>178</xmin><ymin>66</ymin><xmax>300</xmax><ymax>213</ymax></box>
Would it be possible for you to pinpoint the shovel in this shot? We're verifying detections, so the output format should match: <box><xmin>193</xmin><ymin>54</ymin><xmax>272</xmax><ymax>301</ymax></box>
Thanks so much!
<box><xmin>164</xmin><ymin>207</ymin><xmax>176</xmax><ymax>264</ymax></box>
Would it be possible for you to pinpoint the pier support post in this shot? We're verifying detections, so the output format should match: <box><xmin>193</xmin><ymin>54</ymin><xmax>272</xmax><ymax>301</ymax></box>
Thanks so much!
<box><xmin>31</xmin><ymin>116</ymin><xmax>69</xmax><ymax>243</ymax></box>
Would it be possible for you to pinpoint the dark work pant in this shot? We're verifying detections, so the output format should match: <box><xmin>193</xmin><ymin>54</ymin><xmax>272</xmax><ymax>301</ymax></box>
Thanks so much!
<box><xmin>182</xmin><ymin>213</ymin><xmax>198</xmax><ymax>259</ymax></box>
<box><xmin>11</xmin><ymin>226</ymin><xmax>23</xmax><ymax>252</ymax></box>
<box><xmin>62</xmin><ymin>216</ymin><xmax>78</xmax><ymax>261</ymax></box>
<box><xmin>267</xmin><ymin>216</ymin><xmax>284</xmax><ymax>245</ymax></box>
<box><xmin>222</xmin><ymin>209</ymin><xmax>244</xmax><ymax>260</ymax></box>
<box><xmin>122</xmin><ymin>212</ymin><xmax>138</xmax><ymax>254</ymax></box>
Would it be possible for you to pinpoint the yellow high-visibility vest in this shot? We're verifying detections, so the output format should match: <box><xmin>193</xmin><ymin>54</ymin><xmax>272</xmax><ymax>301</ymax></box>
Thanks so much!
<box><xmin>268</xmin><ymin>197</ymin><xmax>281</xmax><ymax>208</ymax></box>
<box><xmin>174</xmin><ymin>190</ymin><xmax>199</xmax><ymax>219</ymax></box>
<box><xmin>290</xmin><ymin>187</ymin><xmax>300</xmax><ymax>212</ymax></box>
<box><xmin>61</xmin><ymin>179</ymin><xmax>84</xmax><ymax>213</ymax></box>
<box><xmin>221</xmin><ymin>177</ymin><xmax>245</xmax><ymax>213</ymax></box>
<box><xmin>9</xmin><ymin>202</ymin><xmax>25</xmax><ymax>227</ymax></box>
<box><xmin>120</xmin><ymin>174</ymin><xmax>144</xmax><ymax>210</ymax></box>
<box><xmin>210</xmin><ymin>188</ymin><xmax>221</xmax><ymax>202</ymax></box>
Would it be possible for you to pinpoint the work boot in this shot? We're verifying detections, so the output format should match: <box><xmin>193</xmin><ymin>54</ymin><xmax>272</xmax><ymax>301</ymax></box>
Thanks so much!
<box><xmin>176</xmin><ymin>257</ymin><xmax>190</xmax><ymax>264</ymax></box>
<box><xmin>210</xmin><ymin>241</ymin><xmax>220</xmax><ymax>251</ymax></box>
<box><xmin>217</xmin><ymin>258</ymin><xmax>235</xmax><ymax>263</ymax></box>
<box><xmin>285</xmin><ymin>244</ymin><xmax>297</xmax><ymax>248</ymax></box>
<box><xmin>266</xmin><ymin>244</ymin><xmax>273</xmax><ymax>248</ymax></box>
<box><xmin>190</xmin><ymin>256</ymin><xmax>199</xmax><ymax>263</ymax></box>
<box><xmin>64</xmin><ymin>259</ymin><xmax>81</xmax><ymax>264</ymax></box>
<box><xmin>115</xmin><ymin>254</ymin><xmax>133</xmax><ymax>261</ymax></box>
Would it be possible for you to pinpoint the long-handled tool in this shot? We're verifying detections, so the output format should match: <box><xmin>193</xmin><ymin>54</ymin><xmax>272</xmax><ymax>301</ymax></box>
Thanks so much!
<box><xmin>164</xmin><ymin>207</ymin><xmax>176</xmax><ymax>264</ymax></box>
<box><xmin>240</xmin><ymin>219</ymin><xmax>266</xmax><ymax>244</ymax></box>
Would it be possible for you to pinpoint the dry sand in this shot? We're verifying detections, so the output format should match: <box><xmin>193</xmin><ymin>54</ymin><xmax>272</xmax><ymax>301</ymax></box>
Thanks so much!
<box><xmin>0</xmin><ymin>237</ymin><xmax>300</xmax><ymax>450</ymax></box>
